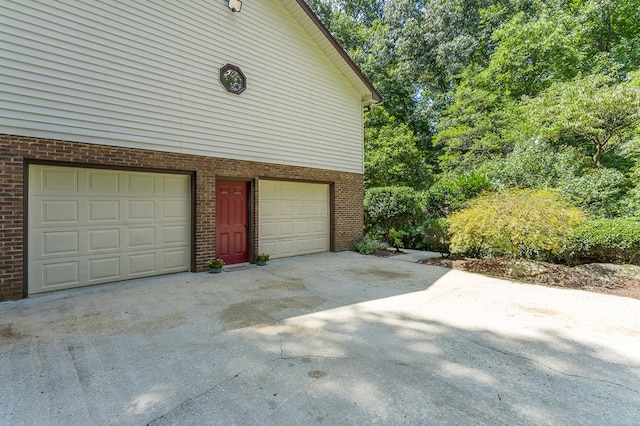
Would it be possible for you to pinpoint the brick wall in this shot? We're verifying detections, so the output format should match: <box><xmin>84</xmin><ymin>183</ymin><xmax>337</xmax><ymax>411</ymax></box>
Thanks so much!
<box><xmin>0</xmin><ymin>134</ymin><xmax>364</xmax><ymax>300</ymax></box>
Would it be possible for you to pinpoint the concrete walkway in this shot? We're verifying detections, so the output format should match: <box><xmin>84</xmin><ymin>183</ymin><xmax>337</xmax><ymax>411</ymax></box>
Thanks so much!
<box><xmin>1</xmin><ymin>252</ymin><xmax>639</xmax><ymax>425</ymax></box>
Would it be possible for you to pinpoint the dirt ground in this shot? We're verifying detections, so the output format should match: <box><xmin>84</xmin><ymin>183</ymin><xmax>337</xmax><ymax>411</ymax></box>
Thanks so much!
<box><xmin>419</xmin><ymin>255</ymin><xmax>640</xmax><ymax>300</ymax></box>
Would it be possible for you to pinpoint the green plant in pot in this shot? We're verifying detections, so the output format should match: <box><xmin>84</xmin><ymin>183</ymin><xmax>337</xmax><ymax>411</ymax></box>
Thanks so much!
<box><xmin>256</xmin><ymin>253</ymin><xmax>270</xmax><ymax>266</ymax></box>
<box><xmin>208</xmin><ymin>258</ymin><xmax>224</xmax><ymax>273</ymax></box>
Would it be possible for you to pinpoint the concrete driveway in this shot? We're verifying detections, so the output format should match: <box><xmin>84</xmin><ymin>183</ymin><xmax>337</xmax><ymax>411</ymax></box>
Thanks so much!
<box><xmin>1</xmin><ymin>251</ymin><xmax>639</xmax><ymax>425</ymax></box>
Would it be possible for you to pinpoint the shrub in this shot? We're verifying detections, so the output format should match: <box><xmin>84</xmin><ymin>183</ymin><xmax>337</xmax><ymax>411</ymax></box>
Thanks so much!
<box><xmin>448</xmin><ymin>189</ymin><xmax>585</xmax><ymax>259</ymax></box>
<box><xmin>424</xmin><ymin>172</ymin><xmax>495</xmax><ymax>218</ymax></box>
<box><xmin>563</xmin><ymin>217</ymin><xmax>640</xmax><ymax>264</ymax></box>
<box><xmin>486</xmin><ymin>142</ymin><xmax>579</xmax><ymax>189</ymax></box>
<box><xmin>560</xmin><ymin>168</ymin><xmax>628</xmax><ymax>218</ymax></box>
<box><xmin>421</xmin><ymin>218</ymin><xmax>450</xmax><ymax>255</ymax></box>
<box><xmin>364</xmin><ymin>186</ymin><xmax>424</xmax><ymax>245</ymax></box>
<box><xmin>352</xmin><ymin>239</ymin><xmax>388</xmax><ymax>255</ymax></box>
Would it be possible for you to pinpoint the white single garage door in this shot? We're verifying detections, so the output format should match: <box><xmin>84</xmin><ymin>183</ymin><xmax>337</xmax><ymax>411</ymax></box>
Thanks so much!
<box><xmin>259</xmin><ymin>180</ymin><xmax>330</xmax><ymax>259</ymax></box>
<box><xmin>28</xmin><ymin>165</ymin><xmax>190</xmax><ymax>295</ymax></box>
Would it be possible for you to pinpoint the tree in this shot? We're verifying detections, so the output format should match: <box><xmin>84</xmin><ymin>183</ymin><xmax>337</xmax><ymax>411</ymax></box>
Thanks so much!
<box><xmin>432</xmin><ymin>68</ymin><xmax>521</xmax><ymax>172</ymax></box>
<box><xmin>526</xmin><ymin>74</ymin><xmax>640</xmax><ymax>167</ymax></box>
<box><xmin>364</xmin><ymin>106</ymin><xmax>431</xmax><ymax>189</ymax></box>
<box><xmin>483</xmin><ymin>11</ymin><xmax>582</xmax><ymax>99</ymax></box>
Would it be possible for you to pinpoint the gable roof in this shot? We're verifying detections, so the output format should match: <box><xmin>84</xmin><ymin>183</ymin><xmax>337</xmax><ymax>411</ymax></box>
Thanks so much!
<box><xmin>281</xmin><ymin>0</ymin><xmax>383</xmax><ymax>106</ymax></box>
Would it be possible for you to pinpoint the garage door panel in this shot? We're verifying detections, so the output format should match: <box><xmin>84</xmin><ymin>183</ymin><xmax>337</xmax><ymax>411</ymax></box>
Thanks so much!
<box><xmin>88</xmin><ymin>171</ymin><xmax>119</xmax><ymax>193</ymax></box>
<box><xmin>163</xmin><ymin>225</ymin><xmax>189</xmax><ymax>245</ymax></box>
<box><xmin>162</xmin><ymin>175</ymin><xmax>189</xmax><ymax>194</ymax></box>
<box><xmin>129</xmin><ymin>253</ymin><xmax>156</xmax><ymax>275</ymax></box>
<box><xmin>163</xmin><ymin>249</ymin><xmax>189</xmax><ymax>270</ymax></box>
<box><xmin>42</xmin><ymin>230</ymin><xmax>80</xmax><ymax>256</ymax></box>
<box><xmin>278</xmin><ymin>240</ymin><xmax>297</xmax><ymax>257</ymax></box>
<box><xmin>310</xmin><ymin>220</ymin><xmax>326</xmax><ymax>233</ymax></box>
<box><xmin>278</xmin><ymin>220</ymin><xmax>296</xmax><ymax>236</ymax></box>
<box><xmin>41</xmin><ymin>168</ymin><xmax>79</xmax><ymax>193</ymax></box>
<box><xmin>259</xmin><ymin>181</ymin><xmax>329</xmax><ymax>259</ymax></box>
<box><xmin>278</xmin><ymin>201</ymin><xmax>296</xmax><ymax>216</ymax></box>
<box><xmin>296</xmin><ymin>220</ymin><xmax>310</xmax><ymax>234</ymax></box>
<box><xmin>41</xmin><ymin>200</ymin><xmax>79</xmax><ymax>224</ymax></box>
<box><xmin>29</xmin><ymin>165</ymin><xmax>190</xmax><ymax>295</ymax></box>
<box><xmin>129</xmin><ymin>174</ymin><xmax>155</xmax><ymax>194</ymax></box>
<box><xmin>42</xmin><ymin>261</ymin><xmax>80</xmax><ymax>288</ymax></box>
<box><xmin>87</xmin><ymin>228</ymin><xmax>120</xmax><ymax>251</ymax></box>
<box><xmin>128</xmin><ymin>227</ymin><xmax>155</xmax><ymax>248</ymax></box>
<box><xmin>89</xmin><ymin>257</ymin><xmax>121</xmax><ymax>282</ymax></box>
<box><xmin>128</xmin><ymin>200</ymin><xmax>155</xmax><ymax>220</ymax></box>
<box><xmin>162</xmin><ymin>200</ymin><xmax>188</xmax><ymax>219</ymax></box>
<box><xmin>260</xmin><ymin>201</ymin><xmax>277</xmax><ymax>218</ymax></box>
<box><xmin>88</xmin><ymin>200</ymin><xmax>120</xmax><ymax>222</ymax></box>
<box><xmin>260</xmin><ymin>221</ymin><xmax>276</xmax><ymax>238</ymax></box>
<box><xmin>310</xmin><ymin>201</ymin><xmax>327</xmax><ymax>215</ymax></box>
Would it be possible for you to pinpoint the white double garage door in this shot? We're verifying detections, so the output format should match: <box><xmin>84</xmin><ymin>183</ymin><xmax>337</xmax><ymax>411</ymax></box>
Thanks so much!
<box><xmin>28</xmin><ymin>165</ymin><xmax>330</xmax><ymax>294</ymax></box>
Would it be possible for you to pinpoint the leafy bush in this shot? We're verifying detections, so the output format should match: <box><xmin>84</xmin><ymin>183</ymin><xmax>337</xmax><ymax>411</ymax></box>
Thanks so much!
<box><xmin>387</xmin><ymin>228</ymin><xmax>406</xmax><ymax>251</ymax></box>
<box><xmin>486</xmin><ymin>142</ymin><xmax>579</xmax><ymax>189</ymax></box>
<box><xmin>352</xmin><ymin>239</ymin><xmax>388</xmax><ymax>255</ymax></box>
<box><xmin>448</xmin><ymin>189</ymin><xmax>585</xmax><ymax>259</ymax></box>
<box><xmin>563</xmin><ymin>217</ymin><xmax>640</xmax><ymax>264</ymax></box>
<box><xmin>364</xmin><ymin>186</ymin><xmax>424</xmax><ymax>245</ymax></box>
<box><xmin>560</xmin><ymin>168</ymin><xmax>628</xmax><ymax>218</ymax></box>
<box><xmin>424</xmin><ymin>172</ymin><xmax>495</xmax><ymax>218</ymax></box>
<box><xmin>421</xmin><ymin>218</ymin><xmax>450</xmax><ymax>255</ymax></box>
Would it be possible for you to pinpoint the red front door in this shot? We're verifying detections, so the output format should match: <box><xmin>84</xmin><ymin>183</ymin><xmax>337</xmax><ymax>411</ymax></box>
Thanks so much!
<box><xmin>216</xmin><ymin>180</ymin><xmax>249</xmax><ymax>264</ymax></box>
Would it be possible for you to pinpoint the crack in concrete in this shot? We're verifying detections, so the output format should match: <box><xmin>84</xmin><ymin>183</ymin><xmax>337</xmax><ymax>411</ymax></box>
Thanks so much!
<box><xmin>463</xmin><ymin>335</ymin><xmax>640</xmax><ymax>394</ymax></box>
<box><xmin>146</xmin><ymin>371</ymin><xmax>243</xmax><ymax>425</ymax></box>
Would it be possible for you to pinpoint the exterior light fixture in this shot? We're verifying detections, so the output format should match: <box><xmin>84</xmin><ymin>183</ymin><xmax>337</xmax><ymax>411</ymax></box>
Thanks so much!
<box><xmin>227</xmin><ymin>0</ymin><xmax>242</xmax><ymax>12</ymax></box>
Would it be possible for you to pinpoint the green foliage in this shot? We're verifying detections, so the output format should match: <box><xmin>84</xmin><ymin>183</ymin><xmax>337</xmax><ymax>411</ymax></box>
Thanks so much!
<box><xmin>484</xmin><ymin>10</ymin><xmax>582</xmax><ymax>99</ymax></box>
<box><xmin>448</xmin><ymin>189</ymin><xmax>585</xmax><ymax>259</ymax></box>
<box><xmin>424</xmin><ymin>172</ymin><xmax>495</xmax><ymax>218</ymax></box>
<box><xmin>421</xmin><ymin>218</ymin><xmax>451</xmax><ymax>255</ymax></box>
<box><xmin>526</xmin><ymin>74</ymin><xmax>640</xmax><ymax>167</ymax></box>
<box><xmin>619</xmin><ymin>160</ymin><xmax>640</xmax><ymax>215</ymax></box>
<box><xmin>433</xmin><ymin>71</ymin><xmax>520</xmax><ymax>172</ymax></box>
<box><xmin>364</xmin><ymin>186</ymin><xmax>424</xmax><ymax>245</ymax></box>
<box><xmin>564</xmin><ymin>217</ymin><xmax>640</xmax><ymax>264</ymax></box>
<box><xmin>351</xmin><ymin>238</ymin><xmax>388</xmax><ymax>255</ymax></box>
<box><xmin>208</xmin><ymin>258</ymin><xmax>224</xmax><ymax>269</ymax></box>
<box><xmin>364</xmin><ymin>106</ymin><xmax>432</xmax><ymax>189</ymax></box>
<box><xmin>310</xmin><ymin>0</ymin><xmax>640</xmax><ymax>263</ymax></box>
<box><xmin>560</xmin><ymin>168</ymin><xmax>629</xmax><ymax>218</ymax></box>
<box><xmin>486</xmin><ymin>141</ymin><xmax>580</xmax><ymax>189</ymax></box>
<box><xmin>387</xmin><ymin>228</ymin><xmax>406</xmax><ymax>251</ymax></box>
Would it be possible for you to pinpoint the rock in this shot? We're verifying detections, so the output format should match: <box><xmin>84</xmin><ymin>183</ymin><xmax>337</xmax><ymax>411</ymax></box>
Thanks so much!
<box><xmin>576</xmin><ymin>263</ymin><xmax>640</xmax><ymax>282</ymax></box>
<box><xmin>506</xmin><ymin>260</ymin><xmax>548</xmax><ymax>278</ymax></box>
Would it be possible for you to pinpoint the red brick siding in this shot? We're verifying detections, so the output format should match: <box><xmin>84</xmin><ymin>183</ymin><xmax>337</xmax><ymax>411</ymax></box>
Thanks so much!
<box><xmin>0</xmin><ymin>134</ymin><xmax>364</xmax><ymax>300</ymax></box>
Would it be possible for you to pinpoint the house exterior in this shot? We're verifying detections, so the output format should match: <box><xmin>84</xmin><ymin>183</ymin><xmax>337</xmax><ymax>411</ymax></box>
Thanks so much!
<box><xmin>0</xmin><ymin>0</ymin><xmax>381</xmax><ymax>299</ymax></box>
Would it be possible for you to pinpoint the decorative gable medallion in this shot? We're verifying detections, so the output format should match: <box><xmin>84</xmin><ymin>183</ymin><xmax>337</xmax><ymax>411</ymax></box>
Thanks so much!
<box><xmin>220</xmin><ymin>64</ymin><xmax>246</xmax><ymax>94</ymax></box>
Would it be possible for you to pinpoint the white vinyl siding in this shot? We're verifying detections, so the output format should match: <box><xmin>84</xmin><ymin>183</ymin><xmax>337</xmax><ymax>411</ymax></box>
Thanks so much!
<box><xmin>0</xmin><ymin>1</ymin><xmax>364</xmax><ymax>173</ymax></box>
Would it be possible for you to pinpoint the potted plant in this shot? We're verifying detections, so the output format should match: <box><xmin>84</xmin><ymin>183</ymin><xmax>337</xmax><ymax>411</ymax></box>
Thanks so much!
<box><xmin>208</xmin><ymin>258</ymin><xmax>224</xmax><ymax>273</ymax></box>
<box><xmin>256</xmin><ymin>253</ymin><xmax>270</xmax><ymax>266</ymax></box>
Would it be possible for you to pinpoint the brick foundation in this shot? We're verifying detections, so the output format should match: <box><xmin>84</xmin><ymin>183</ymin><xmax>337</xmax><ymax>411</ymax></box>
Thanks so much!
<box><xmin>0</xmin><ymin>134</ymin><xmax>364</xmax><ymax>300</ymax></box>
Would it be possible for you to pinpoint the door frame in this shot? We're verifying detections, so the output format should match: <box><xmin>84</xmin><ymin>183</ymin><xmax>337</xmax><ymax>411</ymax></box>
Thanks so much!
<box><xmin>215</xmin><ymin>178</ymin><xmax>253</xmax><ymax>264</ymax></box>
